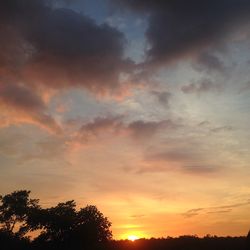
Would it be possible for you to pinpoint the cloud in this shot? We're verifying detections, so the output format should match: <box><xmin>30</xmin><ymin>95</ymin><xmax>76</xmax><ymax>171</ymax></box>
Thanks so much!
<box><xmin>182</xmin><ymin>200</ymin><xmax>250</xmax><ymax>218</ymax></box>
<box><xmin>0</xmin><ymin>83</ymin><xmax>61</xmax><ymax>133</ymax></box>
<box><xmin>182</xmin><ymin>208</ymin><xmax>204</xmax><ymax>218</ymax></box>
<box><xmin>130</xmin><ymin>214</ymin><xmax>145</xmax><ymax>218</ymax></box>
<box><xmin>210</xmin><ymin>126</ymin><xmax>233</xmax><ymax>133</ymax></box>
<box><xmin>183</xmin><ymin>165</ymin><xmax>219</xmax><ymax>174</ymax></box>
<box><xmin>0</xmin><ymin>0</ymin><xmax>132</xmax><ymax>95</ymax></box>
<box><xmin>239</xmin><ymin>81</ymin><xmax>250</xmax><ymax>93</ymax></box>
<box><xmin>142</xmin><ymin>144</ymin><xmax>221</xmax><ymax>175</ymax></box>
<box><xmin>77</xmin><ymin>116</ymin><xmax>176</xmax><ymax>142</ymax></box>
<box><xmin>78</xmin><ymin>116</ymin><xmax>124</xmax><ymax>141</ymax></box>
<box><xmin>181</xmin><ymin>78</ymin><xmax>220</xmax><ymax>94</ymax></box>
<box><xmin>113</xmin><ymin>0</ymin><xmax>250</xmax><ymax>67</ymax></box>
<box><xmin>0</xmin><ymin>0</ymin><xmax>135</xmax><ymax>131</ymax></box>
<box><xmin>17</xmin><ymin>136</ymin><xmax>70</xmax><ymax>164</ymax></box>
<box><xmin>193</xmin><ymin>52</ymin><xmax>225</xmax><ymax>73</ymax></box>
<box><xmin>146</xmin><ymin>150</ymin><xmax>196</xmax><ymax>162</ymax></box>
<box><xmin>151</xmin><ymin>91</ymin><xmax>171</xmax><ymax>107</ymax></box>
<box><xmin>128</xmin><ymin>119</ymin><xmax>175</xmax><ymax>140</ymax></box>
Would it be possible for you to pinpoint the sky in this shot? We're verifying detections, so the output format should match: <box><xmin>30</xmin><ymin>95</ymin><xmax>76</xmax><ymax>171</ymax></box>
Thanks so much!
<box><xmin>1</xmin><ymin>0</ymin><xmax>250</xmax><ymax>239</ymax></box>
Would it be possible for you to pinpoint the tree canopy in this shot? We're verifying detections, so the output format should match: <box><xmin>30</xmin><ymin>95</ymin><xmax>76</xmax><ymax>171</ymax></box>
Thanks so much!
<box><xmin>0</xmin><ymin>190</ymin><xmax>112</xmax><ymax>250</ymax></box>
<box><xmin>0</xmin><ymin>190</ymin><xmax>39</xmax><ymax>236</ymax></box>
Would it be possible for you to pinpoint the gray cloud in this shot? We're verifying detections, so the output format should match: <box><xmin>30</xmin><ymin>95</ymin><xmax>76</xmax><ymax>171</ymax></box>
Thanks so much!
<box><xmin>183</xmin><ymin>165</ymin><xmax>219</xmax><ymax>174</ymax></box>
<box><xmin>128</xmin><ymin>119</ymin><xmax>175</xmax><ymax>140</ymax></box>
<box><xmin>143</xmin><ymin>144</ymin><xmax>221</xmax><ymax>175</ymax></box>
<box><xmin>210</xmin><ymin>126</ymin><xmax>233</xmax><ymax>133</ymax></box>
<box><xmin>151</xmin><ymin>90</ymin><xmax>172</xmax><ymax>107</ymax></box>
<box><xmin>239</xmin><ymin>81</ymin><xmax>250</xmax><ymax>93</ymax></box>
<box><xmin>113</xmin><ymin>0</ymin><xmax>250</xmax><ymax>67</ymax></box>
<box><xmin>18</xmin><ymin>136</ymin><xmax>69</xmax><ymax>163</ymax></box>
<box><xmin>77</xmin><ymin>116</ymin><xmax>177</xmax><ymax>142</ymax></box>
<box><xmin>194</xmin><ymin>52</ymin><xmax>225</xmax><ymax>73</ymax></box>
<box><xmin>146</xmin><ymin>150</ymin><xmax>196</xmax><ymax>162</ymax></box>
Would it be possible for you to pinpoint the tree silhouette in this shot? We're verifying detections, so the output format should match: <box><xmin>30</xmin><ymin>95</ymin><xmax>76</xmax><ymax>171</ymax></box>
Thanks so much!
<box><xmin>71</xmin><ymin>205</ymin><xmax>112</xmax><ymax>245</ymax></box>
<box><xmin>0</xmin><ymin>190</ymin><xmax>112</xmax><ymax>249</ymax></box>
<box><xmin>33</xmin><ymin>202</ymin><xmax>112</xmax><ymax>249</ymax></box>
<box><xmin>34</xmin><ymin>200</ymin><xmax>76</xmax><ymax>243</ymax></box>
<box><xmin>0</xmin><ymin>190</ymin><xmax>39</xmax><ymax>237</ymax></box>
<box><xmin>246</xmin><ymin>230</ymin><xmax>250</xmax><ymax>250</ymax></box>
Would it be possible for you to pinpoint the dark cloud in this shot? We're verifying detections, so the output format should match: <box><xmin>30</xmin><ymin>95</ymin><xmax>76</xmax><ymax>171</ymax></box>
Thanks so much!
<box><xmin>0</xmin><ymin>0</ymin><xmax>132</xmax><ymax>94</ymax></box>
<box><xmin>181</xmin><ymin>78</ymin><xmax>220</xmax><ymax>94</ymax></box>
<box><xmin>113</xmin><ymin>0</ymin><xmax>250</xmax><ymax>67</ymax></box>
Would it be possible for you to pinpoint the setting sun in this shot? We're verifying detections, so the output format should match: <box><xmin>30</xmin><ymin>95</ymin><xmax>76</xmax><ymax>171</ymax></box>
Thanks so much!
<box><xmin>128</xmin><ymin>235</ymin><xmax>139</xmax><ymax>241</ymax></box>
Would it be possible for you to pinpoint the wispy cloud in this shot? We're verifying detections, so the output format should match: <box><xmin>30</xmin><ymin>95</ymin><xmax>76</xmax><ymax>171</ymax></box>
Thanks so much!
<box><xmin>181</xmin><ymin>78</ymin><xmax>221</xmax><ymax>95</ymax></box>
<box><xmin>182</xmin><ymin>200</ymin><xmax>250</xmax><ymax>218</ymax></box>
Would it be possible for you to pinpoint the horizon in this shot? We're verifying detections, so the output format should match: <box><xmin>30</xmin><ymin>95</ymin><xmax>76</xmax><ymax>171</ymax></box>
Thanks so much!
<box><xmin>0</xmin><ymin>0</ymin><xmax>250</xmax><ymax>240</ymax></box>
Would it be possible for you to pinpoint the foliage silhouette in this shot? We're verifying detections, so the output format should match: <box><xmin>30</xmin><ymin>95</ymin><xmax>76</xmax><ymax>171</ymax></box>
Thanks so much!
<box><xmin>0</xmin><ymin>190</ymin><xmax>39</xmax><ymax>237</ymax></box>
<box><xmin>0</xmin><ymin>190</ymin><xmax>112</xmax><ymax>250</ymax></box>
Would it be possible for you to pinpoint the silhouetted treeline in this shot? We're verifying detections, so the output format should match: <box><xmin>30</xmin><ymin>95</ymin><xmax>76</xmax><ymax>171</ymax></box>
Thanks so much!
<box><xmin>1</xmin><ymin>232</ymin><xmax>249</xmax><ymax>250</ymax></box>
<box><xmin>109</xmin><ymin>236</ymin><xmax>248</xmax><ymax>250</ymax></box>
<box><xmin>1</xmin><ymin>190</ymin><xmax>250</xmax><ymax>250</ymax></box>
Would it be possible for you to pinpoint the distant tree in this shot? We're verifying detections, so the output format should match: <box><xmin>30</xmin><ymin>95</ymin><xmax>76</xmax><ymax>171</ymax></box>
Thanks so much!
<box><xmin>0</xmin><ymin>190</ymin><xmax>39</xmax><ymax>237</ymax></box>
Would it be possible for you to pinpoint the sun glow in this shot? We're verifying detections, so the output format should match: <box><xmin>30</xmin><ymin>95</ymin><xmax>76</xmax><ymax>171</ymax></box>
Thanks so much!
<box><xmin>128</xmin><ymin>235</ymin><xmax>139</xmax><ymax>241</ymax></box>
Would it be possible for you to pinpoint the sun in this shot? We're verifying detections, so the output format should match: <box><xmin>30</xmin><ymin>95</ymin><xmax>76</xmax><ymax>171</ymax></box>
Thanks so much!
<box><xmin>128</xmin><ymin>235</ymin><xmax>139</xmax><ymax>241</ymax></box>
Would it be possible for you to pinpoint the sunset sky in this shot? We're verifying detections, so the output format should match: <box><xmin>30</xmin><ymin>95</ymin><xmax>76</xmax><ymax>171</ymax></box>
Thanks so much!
<box><xmin>1</xmin><ymin>0</ymin><xmax>250</xmax><ymax>239</ymax></box>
